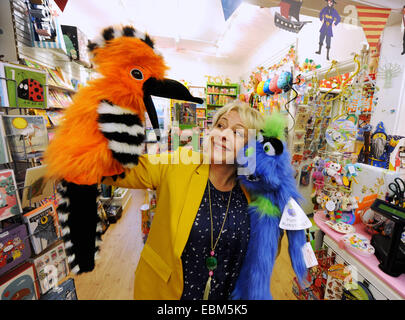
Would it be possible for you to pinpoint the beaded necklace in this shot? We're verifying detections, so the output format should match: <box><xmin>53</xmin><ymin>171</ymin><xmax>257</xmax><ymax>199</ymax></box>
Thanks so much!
<box><xmin>203</xmin><ymin>180</ymin><xmax>233</xmax><ymax>300</ymax></box>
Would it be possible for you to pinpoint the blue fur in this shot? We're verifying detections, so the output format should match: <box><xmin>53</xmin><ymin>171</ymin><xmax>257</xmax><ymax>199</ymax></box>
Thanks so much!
<box><xmin>231</xmin><ymin>208</ymin><xmax>280</xmax><ymax>300</ymax></box>
<box><xmin>231</xmin><ymin>139</ymin><xmax>308</xmax><ymax>300</ymax></box>
<box><xmin>286</xmin><ymin>229</ymin><xmax>308</xmax><ymax>284</ymax></box>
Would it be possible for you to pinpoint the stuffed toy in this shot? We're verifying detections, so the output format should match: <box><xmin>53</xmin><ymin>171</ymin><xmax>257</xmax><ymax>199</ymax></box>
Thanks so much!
<box><xmin>44</xmin><ymin>25</ymin><xmax>203</xmax><ymax>274</ymax></box>
<box><xmin>232</xmin><ymin>113</ymin><xmax>311</xmax><ymax>300</ymax></box>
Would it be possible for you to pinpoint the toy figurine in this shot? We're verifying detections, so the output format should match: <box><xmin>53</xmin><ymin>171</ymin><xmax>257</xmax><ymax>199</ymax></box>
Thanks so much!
<box><xmin>44</xmin><ymin>25</ymin><xmax>203</xmax><ymax>274</ymax></box>
<box><xmin>232</xmin><ymin>113</ymin><xmax>310</xmax><ymax>300</ymax></box>
<box><xmin>315</xmin><ymin>0</ymin><xmax>341</xmax><ymax>61</ymax></box>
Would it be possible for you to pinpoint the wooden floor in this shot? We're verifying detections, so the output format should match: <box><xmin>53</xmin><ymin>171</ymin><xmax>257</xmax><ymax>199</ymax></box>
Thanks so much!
<box><xmin>73</xmin><ymin>190</ymin><xmax>297</xmax><ymax>300</ymax></box>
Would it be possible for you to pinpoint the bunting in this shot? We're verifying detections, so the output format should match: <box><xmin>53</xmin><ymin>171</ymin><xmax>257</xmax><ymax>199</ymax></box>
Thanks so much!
<box><xmin>356</xmin><ymin>6</ymin><xmax>391</xmax><ymax>49</ymax></box>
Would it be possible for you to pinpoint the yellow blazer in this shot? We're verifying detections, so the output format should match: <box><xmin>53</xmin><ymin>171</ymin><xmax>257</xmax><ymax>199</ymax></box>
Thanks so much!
<box><xmin>103</xmin><ymin>148</ymin><xmax>251</xmax><ymax>299</ymax></box>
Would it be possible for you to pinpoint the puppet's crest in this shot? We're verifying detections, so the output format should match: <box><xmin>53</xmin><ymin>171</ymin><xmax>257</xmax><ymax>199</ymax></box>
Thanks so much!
<box><xmin>88</xmin><ymin>25</ymin><xmax>160</xmax><ymax>56</ymax></box>
<box><xmin>261</xmin><ymin>112</ymin><xmax>286</xmax><ymax>141</ymax></box>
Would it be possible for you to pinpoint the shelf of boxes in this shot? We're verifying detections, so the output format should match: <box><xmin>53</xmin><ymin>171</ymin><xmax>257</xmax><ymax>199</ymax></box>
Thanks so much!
<box><xmin>206</xmin><ymin>82</ymin><xmax>239</xmax><ymax>109</ymax></box>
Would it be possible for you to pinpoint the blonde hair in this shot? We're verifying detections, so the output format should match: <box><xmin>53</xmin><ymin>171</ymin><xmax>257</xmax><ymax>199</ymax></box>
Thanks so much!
<box><xmin>212</xmin><ymin>101</ymin><xmax>264</xmax><ymax>131</ymax></box>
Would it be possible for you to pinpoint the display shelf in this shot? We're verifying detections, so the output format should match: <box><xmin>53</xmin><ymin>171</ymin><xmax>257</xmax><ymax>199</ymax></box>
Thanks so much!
<box><xmin>48</xmin><ymin>84</ymin><xmax>77</xmax><ymax>94</ymax></box>
<box><xmin>99</xmin><ymin>188</ymin><xmax>132</xmax><ymax>211</ymax></box>
<box><xmin>314</xmin><ymin>210</ymin><xmax>405</xmax><ymax>300</ymax></box>
<box><xmin>206</xmin><ymin>93</ymin><xmax>237</xmax><ymax>96</ymax></box>
<box><xmin>206</xmin><ymin>83</ymin><xmax>239</xmax><ymax>88</ymax></box>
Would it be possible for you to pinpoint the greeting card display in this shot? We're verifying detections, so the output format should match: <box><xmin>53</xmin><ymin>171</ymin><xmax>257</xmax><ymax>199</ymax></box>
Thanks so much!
<box><xmin>23</xmin><ymin>203</ymin><xmax>60</xmax><ymax>255</ymax></box>
<box><xmin>0</xmin><ymin>117</ymin><xmax>10</xmax><ymax>165</ymax></box>
<box><xmin>61</xmin><ymin>25</ymin><xmax>90</xmax><ymax>67</ymax></box>
<box><xmin>22</xmin><ymin>165</ymin><xmax>55</xmax><ymax>208</ymax></box>
<box><xmin>33</xmin><ymin>242</ymin><xmax>68</xmax><ymax>294</ymax></box>
<box><xmin>0</xmin><ymin>170</ymin><xmax>22</xmax><ymax>222</ymax></box>
<box><xmin>3</xmin><ymin>115</ymin><xmax>49</xmax><ymax>160</ymax></box>
<box><xmin>0</xmin><ymin>262</ymin><xmax>40</xmax><ymax>300</ymax></box>
<box><xmin>40</xmin><ymin>278</ymin><xmax>77</xmax><ymax>300</ymax></box>
<box><xmin>0</xmin><ymin>62</ymin><xmax>10</xmax><ymax>107</ymax></box>
<box><xmin>0</xmin><ymin>224</ymin><xmax>31</xmax><ymax>276</ymax></box>
<box><xmin>177</xmin><ymin>102</ymin><xmax>196</xmax><ymax>129</ymax></box>
<box><xmin>3</xmin><ymin>63</ymin><xmax>47</xmax><ymax>109</ymax></box>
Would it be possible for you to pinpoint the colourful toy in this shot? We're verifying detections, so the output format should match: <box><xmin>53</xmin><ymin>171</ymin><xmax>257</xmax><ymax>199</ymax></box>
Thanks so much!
<box><xmin>344</xmin><ymin>163</ymin><xmax>361</xmax><ymax>185</ymax></box>
<box><xmin>302</xmin><ymin>58</ymin><xmax>321</xmax><ymax>72</ymax></box>
<box><xmin>342</xmin><ymin>233</ymin><xmax>375</xmax><ymax>256</ymax></box>
<box><xmin>263</xmin><ymin>79</ymin><xmax>274</xmax><ymax>95</ymax></box>
<box><xmin>256</xmin><ymin>80</ymin><xmax>266</xmax><ymax>96</ymax></box>
<box><xmin>232</xmin><ymin>113</ymin><xmax>311</xmax><ymax>300</ymax></box>
<box><xmin>277</xmin><ymin>71</ymin><xmax>293</xmax><ymax>92</ymax></box>
<box><xmin>44</xmin><ymin>25</ymin><xmax>203</xmax><ymax>274</ymax></box>
<box><xmin>269</xmin><ymin>75</ymin><xmax>282</xmax><ymax>94</ymax></box>
<box><xmin>323</xmin><ymin>161</ymin><xmax>343</xmax><ymax>185</ymax></box>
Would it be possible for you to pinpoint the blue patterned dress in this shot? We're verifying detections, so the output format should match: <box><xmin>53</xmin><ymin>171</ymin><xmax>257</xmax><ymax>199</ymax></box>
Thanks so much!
<box><xmin>180</xmin><ymin>180</ymin><xmax>250</xmax><ymax>300</ymax></box>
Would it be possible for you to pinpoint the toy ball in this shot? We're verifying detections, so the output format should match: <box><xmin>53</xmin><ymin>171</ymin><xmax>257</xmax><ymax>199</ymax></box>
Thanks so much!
<box><xmin>263</xmin><ymin>79</ymin><xmax>274</xmax><ymax>95</ymax></box>
<box><xmin>269</xmin><ymin>75</ymin><xmax>282</xmax><ymax>94</ymax></box>
<box><xmin>277</xmin><ymin>71</ymin><xmax>293</xmax><ymax>92</ymax></box>
<box><xmin>256</xmin><ymin>81</ymin><xmax>266</xmax><ymax>96</ymax></box>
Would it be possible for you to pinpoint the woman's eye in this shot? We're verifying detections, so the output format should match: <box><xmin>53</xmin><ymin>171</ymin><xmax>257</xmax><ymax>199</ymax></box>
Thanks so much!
<box><xmin>234</xmin><ymin>131</ymin><xmax>244</xmax><ymax>138</ymax></box>
<box><xmin>130</xmin><ymin>68</ymin><xmax>144</xmax><ymax>80</ymax></box>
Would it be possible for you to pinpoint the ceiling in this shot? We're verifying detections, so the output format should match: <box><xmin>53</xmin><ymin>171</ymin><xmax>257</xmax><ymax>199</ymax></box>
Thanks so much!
<box><xmin>59</xmin><ymin>0</ymin><xmax>404</xmax><ymax>63</ymax></box>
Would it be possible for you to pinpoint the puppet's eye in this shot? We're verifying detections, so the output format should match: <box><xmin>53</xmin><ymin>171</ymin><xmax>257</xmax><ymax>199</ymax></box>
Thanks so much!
<box><xmin>263</xmin><ymin>142</ymin><xmax>275</xmax><ymax>156</ymax></box>
<box><xmin>130</xmin><ymin>69</ymin><xmax>144</xmax><ymax>80</ymax></box>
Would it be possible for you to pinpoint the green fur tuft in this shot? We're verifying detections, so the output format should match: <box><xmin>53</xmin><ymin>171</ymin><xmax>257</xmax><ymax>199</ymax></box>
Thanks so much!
<box><xmin>261</xmin><ymin>112</ymin><xmax>286</xmax><ymax>141</ymax></box>
<box><xmin>250</xmin><ymin>195</ymin><xmax>280</xmax><ymax>217</ymax></box>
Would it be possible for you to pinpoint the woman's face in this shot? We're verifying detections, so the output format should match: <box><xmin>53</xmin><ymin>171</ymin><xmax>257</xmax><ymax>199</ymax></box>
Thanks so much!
<box><xmin>206</xmin><ymin>110</ymin><xmax>249</xmax><ymax>164</ymax></box>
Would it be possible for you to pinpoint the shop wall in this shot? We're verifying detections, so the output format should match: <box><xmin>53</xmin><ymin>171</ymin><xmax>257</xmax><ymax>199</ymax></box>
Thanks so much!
<box><xmin>160</xmin><ymin>50</ymin><xmax>241</xmax><ymax>87</ymax></box>
<box><xmin>369</xmin><ymin>24</ymin><xmax>405</xmax><ymax>137</ymax></box>
<box><xmin>239</xmin><ymin>9</ymin><xmax>368</xmax><ymax>81</ymax></box>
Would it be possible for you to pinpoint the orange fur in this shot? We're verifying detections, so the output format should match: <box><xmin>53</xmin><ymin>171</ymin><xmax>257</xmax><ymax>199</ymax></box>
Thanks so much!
<box><xmin>44</xmin><ymin>36</ymin><xmax>168</xmax><ymax>185</ymax></box>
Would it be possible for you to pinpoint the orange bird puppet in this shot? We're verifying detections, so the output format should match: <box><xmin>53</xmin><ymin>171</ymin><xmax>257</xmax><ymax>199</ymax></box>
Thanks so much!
<box><xmin>45</xmin><ymin>25</ymin><xmax>203</xmax><ymax>274</ymax></box>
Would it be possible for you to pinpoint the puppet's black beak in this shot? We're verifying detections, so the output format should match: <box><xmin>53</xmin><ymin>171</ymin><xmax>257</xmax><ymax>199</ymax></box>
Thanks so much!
<box><xmin>143</xmin><ymin>78</ymin><xmax>204</xmax><ymax>141</ymax></box>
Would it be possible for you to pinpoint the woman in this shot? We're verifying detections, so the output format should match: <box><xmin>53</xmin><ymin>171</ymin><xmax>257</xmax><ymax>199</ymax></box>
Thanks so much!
<box><xmin>103</xmin><ymin>101</ymin><xmax>266</xmax><ymax>300</ymax></box>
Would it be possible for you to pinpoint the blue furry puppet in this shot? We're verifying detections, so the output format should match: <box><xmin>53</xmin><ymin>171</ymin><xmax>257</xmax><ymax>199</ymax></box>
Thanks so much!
<box><xmin>232</xmin><ymin>113</ymin><xmax>311</xmax><ymax>300</ymax></box>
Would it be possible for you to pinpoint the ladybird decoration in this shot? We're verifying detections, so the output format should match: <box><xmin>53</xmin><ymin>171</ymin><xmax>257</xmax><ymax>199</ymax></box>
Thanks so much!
<box><xmin>17</xmin><ymin>79</ymin><xmax>44</xmax><ymax>102</ymax></box>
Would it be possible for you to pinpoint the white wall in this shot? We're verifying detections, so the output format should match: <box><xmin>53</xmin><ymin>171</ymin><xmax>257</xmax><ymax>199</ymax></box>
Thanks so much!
<box><xmin>370</xmin><ymin>24</ymin><xmax>405</xmax><ymax>136</ymax></box>
<box><xmin>239</xmin><ymin>9</ymin><xmax>368</xmax><ymax>80</ymax></box>
<box><xmin>160</xmin><ymin>49</ymin><xmax>241</xmax><ymax>87</ymax></box>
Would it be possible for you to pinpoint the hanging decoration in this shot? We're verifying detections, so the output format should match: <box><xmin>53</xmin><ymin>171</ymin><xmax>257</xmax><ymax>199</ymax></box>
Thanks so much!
<box><xmin>221</xmin><ymin>0</ymin><xmax>243</xmax><ymax>21</ymax></box>
<box><xmin>356</xmin><ymin>6</ymin><xmax>391</xmax><ymax>51</ymax></box>
<box><xmin>315</xmin><ymin>0</ymin><xmax>341</xmax><ymax>61</ymax></box>
<box><xmin>301</xmin><ymin>59</ymin><xmax>321</xmax><ymax>73</ymax></box>
<box><xmin>377</xmin><ymin>63</ymin><xmax>401</xmax><ymax>89</ymax></box>
<box><xmin>243</xmin><ymin>46</ymin><xmax>303</xmax><ymax>92</ymax></box>
<box><xmin>274</xmin><ymin>0</ymin><xmax>312</xmax><ymax>33</ymax></box>
<box><xmin>368</xmin><ymin>42</ymin><xmax>381</xmax><ymax>75</ymax></box>
<box><xmin>54</xmin><ymin>0</ymin><xmax>68</xmax><ymax>12</ymax></box>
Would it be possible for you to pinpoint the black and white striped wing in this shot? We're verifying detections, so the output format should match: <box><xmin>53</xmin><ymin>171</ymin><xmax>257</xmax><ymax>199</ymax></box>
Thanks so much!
<box><xmin>97</xmin><ymin>100</ymin><xmax>145</xmax><ymax>167</ymax></box>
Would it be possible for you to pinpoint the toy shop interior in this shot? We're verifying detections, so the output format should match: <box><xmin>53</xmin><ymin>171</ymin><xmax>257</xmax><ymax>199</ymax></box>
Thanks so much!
<box><xmin>0</xmin><ymin>0</ymin><xmax>405</xmax><ymax>302</ymax></box>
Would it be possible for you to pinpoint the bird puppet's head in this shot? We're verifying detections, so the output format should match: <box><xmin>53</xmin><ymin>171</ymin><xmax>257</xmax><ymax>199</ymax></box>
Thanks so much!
<box><xmin>87</xmin><ymin>25</ymin><xmax>203</xmax><ymax>138</ymax></box>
